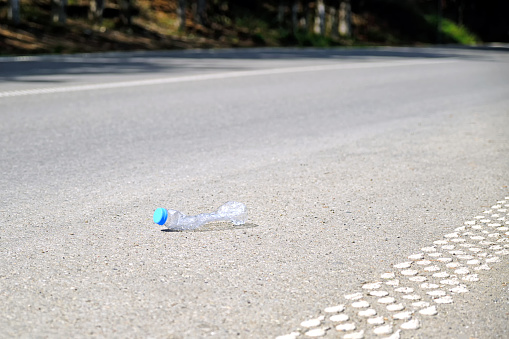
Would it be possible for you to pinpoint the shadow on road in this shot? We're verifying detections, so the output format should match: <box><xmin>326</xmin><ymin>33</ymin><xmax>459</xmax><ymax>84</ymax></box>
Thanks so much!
<box><xmin>0</xmin><ymin>46</ymin><xmax>506</xmax><ymax>83</ymax></box>
<box><xmin>161</xmin><ymin>222</ymin><xmax>259</xmax><ymax>233</ymax></box>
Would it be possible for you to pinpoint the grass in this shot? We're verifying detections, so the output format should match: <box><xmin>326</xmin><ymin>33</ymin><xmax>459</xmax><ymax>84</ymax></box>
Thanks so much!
<box><xmin>425</xmin><ymin>15</ymin><xmax>479</xmax><ymax>45</ymax></box>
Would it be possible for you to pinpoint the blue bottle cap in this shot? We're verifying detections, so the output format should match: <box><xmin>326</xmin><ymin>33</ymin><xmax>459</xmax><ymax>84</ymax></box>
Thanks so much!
<box><xmin>153</xmin><ymin>208</ymin><xmax>168</xmax><ymax>225</ymax></box>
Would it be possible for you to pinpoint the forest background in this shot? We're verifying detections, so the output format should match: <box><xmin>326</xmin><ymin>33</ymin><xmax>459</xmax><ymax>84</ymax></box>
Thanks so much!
<box><xmin>1</xmin><ymin>0</ymin><xmax>508</xmax><ymax>55</ymax></box>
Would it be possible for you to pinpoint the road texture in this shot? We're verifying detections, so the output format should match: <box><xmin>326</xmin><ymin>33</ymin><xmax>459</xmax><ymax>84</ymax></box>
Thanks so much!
<box><xmin>1</xmin><ymin>47</ymin><xmax>508</xmax><ymax>338</ymax></box>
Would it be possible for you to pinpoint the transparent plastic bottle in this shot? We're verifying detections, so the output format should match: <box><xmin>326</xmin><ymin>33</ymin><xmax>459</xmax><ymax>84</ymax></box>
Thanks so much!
<box><xmin>153</xmin><ymin>201</ymin><xmax>247</xmax><ymax>231</ymax></box>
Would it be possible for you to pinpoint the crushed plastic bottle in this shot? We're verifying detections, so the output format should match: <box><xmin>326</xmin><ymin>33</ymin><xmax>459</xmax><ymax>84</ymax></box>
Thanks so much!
<box><xmin>153</xmin><ymin>201</ymin><xmax>247</xmax><ymax>231</ymax></box>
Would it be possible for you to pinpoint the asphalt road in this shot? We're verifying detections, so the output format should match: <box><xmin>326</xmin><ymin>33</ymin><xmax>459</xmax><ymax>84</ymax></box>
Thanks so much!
<box><xmin>1</xmin><ymin>47</ymin><xmax>508</xmax><ymax>339</ymax></box>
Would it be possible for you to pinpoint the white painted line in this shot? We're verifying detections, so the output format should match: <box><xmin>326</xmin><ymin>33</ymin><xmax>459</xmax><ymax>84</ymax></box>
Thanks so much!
<box><xmin>393</xmin><ymin>311</ymin><xmax>413</xmax><ymax>320</ymax></box>
<box><xmin>304</xmin><ymin>328</ymin><xmax>327</xmax><ymax>337</ymax></box>
<box><xmin>330</xmin><ymin>314</ymin><xmax>349</xmax><ymax>322</ymax></box>
<box><xmin>336</xmin><ymin>323</ymin><xmax>356</xmax><ymax>331</ymax></box>
<box><xmin>381</xmin><ymin>273</ymin><xmax>396</xmax><ymax>279</ymax></box>
<box><xmin>400</xmin><ymin>318</ymin><xmax>420</xmax><ymax>330</ymax></box>
<box><xmin>352</xmin><ymin>300</ymin><xmax>370</xmax><ymax>308</ymax></box>
<box><xmin>386</xmin><ymin>279</ymin><xmax>400</xmax><ymax>286</ymax></box>
<box><xmin>362</xmin><ymin>282</ymin><xmax>383</xmax><ymax>290</ymax></box>
<box><xmin>367</xmin><ymin>317</ymin><xmax>384</xmax><ymax>325</ymax></box>
<box><xmin>394</xmin><ymin>262</ymin><xmax>412</xmax><ymax>269</ymax></box>
<box><xmin>0</xmin><ymin>59</ymin><xmax>456</xmax><ymax>98</ymax></box>
<box><xmin>374</xmin><ymin>324</ymin><xmax>394</xmax><ymax>335</ymax></box>
<box><xmin>387</xmin><ymin>303</ymin><xmax>405</xmax><ymax>311</ymax></box>
<box><xmin>370</xmin><ymin>290</ymin><xmax>389</xmax><ymax>297</ymax></box>
<box><xmin>324</xmin><ymin>305</ymin><xmax>345</xmax><ymax>313</ymax></box>
<box><xmin>301</xmin><ymin>317</ymin><xmax>324</xmax><ymax>328</ymax></box>
<box><xmin>277</xmin><ymin>196</ymin><xmax>509</xmax><ymax>338</ymax></box>
<box><xmin>343</xmin><ymin>329</ymin><xmax>365</xmax><ymax>339</ymax></box>
<box><xmin>358</xmin><ymin>308</ymin><xmax>377</xmax><ymax>317</ymax></box>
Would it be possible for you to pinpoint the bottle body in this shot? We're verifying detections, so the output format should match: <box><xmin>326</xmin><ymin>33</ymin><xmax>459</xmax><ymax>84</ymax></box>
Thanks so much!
<box><xmin>153</xmin><ymin>201</ymin><xmax>247</xmax><ymax>230</ymax></box>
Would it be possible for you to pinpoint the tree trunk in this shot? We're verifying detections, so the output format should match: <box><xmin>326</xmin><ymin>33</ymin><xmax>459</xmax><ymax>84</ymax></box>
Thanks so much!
<box><xmin>8</xmin><ymin>0</ymin><xmax>20</xmax><ymax>25</ymax></box>
<box><xmin>330</xmin><ymin>0</ymin><xmax>340</xmax><ymax>38</ymax></box>
<box><xmin>52</xmin><ymin>0</ymin><xmax>67</xmax><ymax>24</ymax></box>
<box><xmin>278</xmin><ymin>1</ymin><xmax>287</xmax><ymax>26</ymax></box>
<box><xmin>339</xmin><ymin>0</ymin><xmax>351</xmax><ymax>37</ymax></box>
<box><xmin>458</xmin><ymin>1</ymin><xmax>464</xmax><ymax>26</ymax></box>
<box><xmin>178</xmin><ymin>0</ymin><xmax>187</xmax><ymax>31</ymax></box>
<box><xmin>120</xmin><ymin>0</ymin><xmax>132</xmax><ymax>26</ymax></box>
<box><xmin>292</xmin><ymin>1</ymin><xmax>299</xmax><ymax>33</ymax></box>
<box><xmin>330</xmin><ymin>6</ymin><xmax>338</xmax><ymax>38</ymax></box>
<box><xmin>304</xmin><ymin>1</ymin><xmax>312</xmax><ymax>32</ymax></box>
<box><xmin>437</xmin><ymin>0</ymin><xmax>443</xmax><ymax>43</ymax></box>
<box><xmin>89</xmin><ymin>0</ymin><xmax>104</xmax><ymax>24</ymax></box>
<box><xmin>194</xmin><ymin>0</ymin><xmax>206</xmax><ymax>26</ymax></box>
<box><xmin>314</xmin><ymin>0</ymin><xmax>325</xmax><ymax>35</ymax></box>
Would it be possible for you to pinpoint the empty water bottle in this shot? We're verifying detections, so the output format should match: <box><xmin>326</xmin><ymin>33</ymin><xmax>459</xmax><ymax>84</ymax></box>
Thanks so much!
<box><xmin>153</xmin><ymin>201</ymin><xmax>248</xmax><ymax>231</ymax></box>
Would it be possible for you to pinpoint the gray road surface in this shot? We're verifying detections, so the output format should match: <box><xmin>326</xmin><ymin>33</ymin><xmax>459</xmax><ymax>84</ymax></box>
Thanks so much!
<box><xmin>1</xmin><ymin>47</ymin><xmax>508</xmax><ymax>338</ymax></box>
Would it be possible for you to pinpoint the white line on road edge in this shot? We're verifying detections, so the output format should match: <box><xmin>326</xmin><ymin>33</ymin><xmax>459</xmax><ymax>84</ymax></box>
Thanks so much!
<box><xmin>0</xmin><ymin>59</ymin><xmax>455</xmax><ymax>98</ymax></box>
<box><xmin>277</xmin><ymin>196</ymin><xmax>509</xmax><ymax>339</ymax></box>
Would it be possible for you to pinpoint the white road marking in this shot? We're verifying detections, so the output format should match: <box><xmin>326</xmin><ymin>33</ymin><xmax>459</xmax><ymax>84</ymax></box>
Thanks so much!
<box><xmin>434</xmin><ymin>296</ymin><xmax>454</xmax><ymax>304</ymax></box>
<box><xmin>393</xmin><ymin>311</ymin><xmax>413</xmax><ymax>320</ymax></box>
<box><xmin>367</xmin><ymin>317</ymin><xmax>384</xmax><ymax>325</ymax></box>
<box><xmin>330</xmin><ymin>314</ymin><xmax>349</xmax><ymax>322</ymax></box>
<box><xmin>402</xmin><ymin>294</ymin><xmax>421</xmax><ymax>300</ymax></box>
<box><xmin>437</xmin><ymin>257</ymin><xmax>453</xmax><ymax>263</ymax></box>
<box><xmin>301</xmin><ymin>317</ymin><xmax>324</xmax><ymax>328</ymax></box>
<box><xmin>324</xmin><ymin>305</ymin><xmax>345</xmax><ymax>313</ymax></box>
<box><xmin>336</xmin><ymin>323</ymin><xmax>356</xmax><ymax>331</ymax></box>
<box><xmin>426</xmin><ymin>290</ymin><xmax>447</xmax><ymax>297</ymax></box>
<box><xmin>345</xmin><ymin>292</ymin><xmax>364</xmax><ymax>300</ymax></box>
<box><xmin>383</xmin><ymin>329</ymin><xmax>401</xmax><ymax>339</ymax></box>
<box><xmin>370</xmin><ymin>290</ymin><xmax>389</xmax><ymax>297</ymax></box>
<box><xmin>276</xmin><ymin>333</ymin><xmax>300</xmax><ymax>339</ymax></box>
<box><xmin>278</xmin><ymin>196</ymin><xmax>509</xmax><ymax>338</ymax></box>
<box><xmin>381</xmin><ymin>273</ymin><xmax>396</xmax><ymax>279</ymax></box>
<box><xmin>377</xmin><ymin>297</ymin><xmax>396</xmax><ymax>304</ymax></box>
<box><xmin>362</xmin><ymin>282</ymin><xmax>383</xmax><ymax>290</ymax></box>
<box><xmin>441</xmin><ymin>278</ymin><xmax>461</xmax><ymax>285</ymax></box>
<box><xmin>401</xmin><ymin>269</ymin><xmax>418</xmax><ymax>276</ymax></box>
<box><xmin>420</xmin><ymin>283</ymin><xmax>439</xmax><ymax>289</ymax></box>
<box><xmin>408</xmin><ymin>253</ymin><xmax>424</xmax><ymax>260</ymax></box>
<box><xmin>374</xmin><ymin>325</ymin><xmax>394</xmax><ymax>335</ymax></box>
<box><xmin>424</xmin><ymin>265</ymin><xmax>440</xmax><ymax>272</ymax></box>
<box><xmin>395</xmin><ymin>287</ymin><xmax>414</xmax><ymax>293</ymax></box>
<box><xmin>344</xmin><ymin>330</ymin><xmax>365</xmax><ymax>339</ymax></box>
<box><xmin>0</xmin><ymin>59</ymin><xmax>456</xmax><ymax>98</ymax></box>
<box><xmin>451</xmin><ymin>285</ymin><xmax>469</xmax><ymax>293</ymax></box>
<box><xmin>386</xmin><ymin>303</ymin><xmax>405</xmax><ymax>311</ymax></box>
<box><xmin>412</xmin><ymin>301</ymin><xmax>430</xmax><ymax>308</ymax></box>
<box><xmin>304</xmin><ymin>328</ymin><xmax>328</xmax><ymax>337</ymax></box>
<box><xmin>352</xmin><ymin>300</ymin><xmax>370</xmax><ymax>308</ymax></box>
<box><xmin>358</xmin><ymin>309</ymin><xmax>377</xmax><ymax>317</ymax></box>
<box><xmin>400</xmin><ymin>319</ymin><xmax>420</xmax><ymax>330</ymax></box>
<box><xmin>394</xmin><ymin>262</ymin><xmax>412</xmax><ymax>269</ymax></box>
<box><xmin>433</xmin><ymin>272</ymin><xmax>450</xmax><ymax>278</ymax></box>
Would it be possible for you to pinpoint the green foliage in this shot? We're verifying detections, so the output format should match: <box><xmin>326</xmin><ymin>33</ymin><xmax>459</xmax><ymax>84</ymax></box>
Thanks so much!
<box><xmin>425</xmin><ymin>15</ymin><xmax>479</xmax><ymax>45</ymax></box>
<box><xmin>235</xmin><ymin>15</ymin><xmax>269</xmax><ymax>33</ymax></box>
<box><xmin>101</xmin><ymin>18</ymin><xmax>116</xmax><ymax>30</ymax></box>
